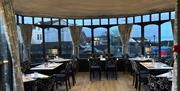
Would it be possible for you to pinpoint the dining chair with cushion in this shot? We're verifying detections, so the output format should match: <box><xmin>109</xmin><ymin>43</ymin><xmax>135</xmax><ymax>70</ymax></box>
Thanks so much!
<box><xmin>105</xmin><ymin>57</ymin><xmax>117</xmax><ymax>80</ymax></box>
<box><xmin>54</xmin><ymin>63</ymin><xmax>72</xmax><ymax>91</ymax></box>
<box><xmin>130</xmin><ymin>60</ymin><xmax>149</xmax><ymax>91</ymax></box>
<box><xmin>36</xmin><ymin>76</ymin><xmax>55</xmax><ymax>91</ymax></box>
<box><xmin>89</xmin><ymin>56</ymin><xmax>101</xmax><ymax>80</ymax></box>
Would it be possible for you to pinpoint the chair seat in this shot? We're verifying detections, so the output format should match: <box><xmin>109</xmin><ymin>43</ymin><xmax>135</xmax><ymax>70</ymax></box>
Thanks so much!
<box><xmin>107</xmin><ymin>65</ymin><xmax>116</xmax><ymax>68</ymax></box>
<box><xmin>91</xmin><ymin>65</ymin><xmax>100</xmax><ymax>69</ymax></box>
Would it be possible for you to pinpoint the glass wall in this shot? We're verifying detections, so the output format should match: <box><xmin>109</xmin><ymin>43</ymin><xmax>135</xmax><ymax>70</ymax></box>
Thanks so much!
<box><xmin>94</xmin><ymin>27</ymin><xmax>107</xmax><ymax>55</ymax></box>
<box><xmin>110</xmin><ymin>26</ymin><xmax>122</xmax><ymax>57</ymax></box>
<box><xmin>144</xmin><ymin>24</ymin><xmax>159</xmax><ymax>57</ymax></box>
<box><xmin>45</xmin><ymin>28</ymin><xmax>58</xmax><ymax>58</ymax></box>
<box><xmin>129</xmin><ymin>25</ymin><xmax>142</xmax><ymax>57</ymax></box>
<box><xmin>30</xmin><ymin>27</ymin><xmax>43</xmax><ymax>64</ymax></box>
<box><xmin>79</xmin><ymin>27</ymin><xmax>92</xmax><ymax>58</ymax></box>
<box><xmin>61</xmin><ymin>27</ymin><xmax>73</xmax><ymax>58</ymax></box>
<box><xmin>161</xmin><ymin>22</ymin><xmax>174</xmax><ymax>58</ymax></box>
<box><xmin>18</xmin><ymin>11</ymin><xmax>175</xmax><ymax>60</ymax></box>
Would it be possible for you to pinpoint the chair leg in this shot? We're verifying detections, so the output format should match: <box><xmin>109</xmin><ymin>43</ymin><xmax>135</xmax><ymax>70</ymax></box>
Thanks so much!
<box><xmin>68</xmin><ymin>77</ymin><xmax>71</xmax><ymax>89</ymax></box>
<box><xmin>133</xmin><ymin>74</ymin><xmax>135</xmax><ymax>85</ymax></box>
<box><xmin>90</xmin><ymin>70</ymin><xmax>92</xmax><ymax>81</ymax></box>
<box><xmin>99</xmin><ymin>69</ymin><xmax>101</xmax><ymax>80</ymax></box>
<box><xmin>106</xmin><ymin>70</ymin><xmax>108</xmax><ymax>80</ymax></box>
<box><xmin>138</xmin><ymin>81</ymin><xmax>141</xmax><ymax>91</ymax></box>
<box><xmin>65</xmin><ymin>80</ymin><xmax>68</xmax><ymax>91</ymax></box>
<box><xmin>135</xmin><ymin>75</ymin><xmax>138</xmax><ymax>89</ymax></box>
<box><xmin>115</xmin><ymin>70</ymin><xmax>117</xmax><ymax>80</ymax></box>
<box><xmin>72</xmin><ymin>74</ymin><xmax>76</xmax><ymax>86</ymax></box>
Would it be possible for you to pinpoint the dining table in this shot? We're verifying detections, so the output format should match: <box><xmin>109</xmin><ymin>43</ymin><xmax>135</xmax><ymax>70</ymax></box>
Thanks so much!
<box><xmin>139</xmin><ymin>61</ymin><xmax>172</xmax><ymax>75</ymax></box>
<box><xmin>48</xmin><ymin>58</ymin><xmax>72</xmax><ymax>63</ymax></box>
<box><xmin>156</xmin><ymin>70</ymin><xmax>173</xmax><ymax>81</ymax></box>
<box><xmin>23</xmin><ymin>72</ymin><xmax>49</xmax><ymax>83</ymax></box>
<box><xmin>30</xmin><ymin>62</ymin><xmax>63</xmax><ymax>75</ymax></box>
<box><xmin>129</xmin><ymin>57</ymin><xmax>153</xmax><ymax>62</ymax></box>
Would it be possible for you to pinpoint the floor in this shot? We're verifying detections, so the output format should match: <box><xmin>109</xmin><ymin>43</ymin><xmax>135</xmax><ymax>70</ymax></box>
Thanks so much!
<box><xmin>55</xmin><ymin>72</ymin><xmax>150</xmax><ymax>91</ymax></box>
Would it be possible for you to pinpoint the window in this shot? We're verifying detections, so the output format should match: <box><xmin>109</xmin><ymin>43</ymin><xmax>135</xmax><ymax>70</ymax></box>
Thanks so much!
<box><xmin>171</xmin><ymin>11</ymin><xmax>175</xmax><ymax>19</ymax></box>
<box><xmin>68</xmin><ymin>19</ymin><xmax>74</xmax><ymax>26</ymax></box>
<box><xmin>75</xmin><ymin>19</ymin><xmax>83</xmax><ymax>26</ymax></box>
<box><xmin>151</xmin><ymin>13</ymin><xmax>159</xmax><ymax>21</ymax></box>
<box><xmin>79</xmin><ymin>27</ymin><xmax>92</xmax><ymax>58</ymax></box>
<box><xmin>84</xmin><ymin>19</ymin><xmax>91</xmax><ymax>25</ymax></box>
<box><xmin>34</xmin><ymin>17</ymin><xmax>42</xmax><ymax>24</ymax></box>
<box><xmin>161</xmin><ymin>12</ymin><xmax>169</xmax><ymax>20</ymax></box>
<box><xmin>37</xmin><ymin>34</ymin><xmax>39</xmax><ymax>40</ymax></box>
<box><xmin>110</xmin><ymin>26</ymin><xmax>122</xmax><ymax>57</ymax></box>
<box><xmin>127</xmin><ymin>17</ymin><xmax>133</xmax><ymax>24</ymax></box>
<box><xmin>135</xmin><ymin>16</ymin><xmax>141</xmax><ymax>23</ymax></box>
<box><xmin>93</xmin><ymin>19</ymin><xmax>100</xmax><ymax>25</ymax></box>
<box><xmin>94</xmin><ymin>27</ymin><xmax>107</xmax><ymax>55</ymax></box>
<box><xmin>118</xmin><ymin>18</ymin><xmax>126</xmax><ymax>24</ymax></box>
<box><xmin>144</xmin><ymin>24</ymin><xmax>158</xmax><ymax>57</ymax></box>
<box><xmin>30</xmin><ymin>27</ymin><xmax>43</xmax><ymax>63</ymax></box>
<box><xmin>24</xmin><ymin>17</ymin><xmax>32</xmax><ymax>24</ymax></box>
<box><xmin>101</xmin><ymin>18</ymin><xmax>108</xmax><ymax>25</ymax></box>
<box><xmin>161</xmin><ymin>22</ymin><xmax>173</xmax><ymax>58</ymax></box>
<box><xmin>45</xmin><ymin>28</ymin><xmax>58</xmax><ymax>56</ymax></box>
<box><xmin>61</xmin><ymin>19</ymin><xmax>67</xmax><ymax>25</ymax></box>
<box><xmin>61</xmin><ymin>27</ymin><xmax>73</xmax><ymax>58</ymax></box>
<box><xmin>110</xmin><ymin>18</ymin><xmax>117</xmax><ymax>25</ymax></box>
<box><xmin>129</xmin><ymin>25</ymin><xmax>142</xmax><ymax>57</ymax></box>
<box><xmin>143</xmin><ymin>15</ymin><xmax>150</xmax><ymax>22</ymax></box>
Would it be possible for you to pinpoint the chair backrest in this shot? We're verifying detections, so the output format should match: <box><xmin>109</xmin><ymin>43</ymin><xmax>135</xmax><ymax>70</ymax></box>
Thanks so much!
<box><xmin>130</xmin><ymin>60</ymin><xmax>139</xmax><ymax>74</ymax></box>
<box><xmin>24</xmin><ymin>80</ymin><xmax>36</xmax><ymax>91</ymax></box>
<box><xmin>106</xmin><ymin>57</ymin><xmax>117</xmax><ymax>66</ymax></box>
<box><xmin>36</xmin><ymin>76</ymin><xmax>55</xmax><ymax>91</ymax></box>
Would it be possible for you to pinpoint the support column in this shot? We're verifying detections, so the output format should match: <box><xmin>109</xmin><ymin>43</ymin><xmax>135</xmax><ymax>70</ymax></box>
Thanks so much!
<box><xmin>58</xmin><ymin>28</ymin><xmax>61</xmax><ymax>57</ymax></box>
<box><xmin>42</xmin><ymin>28</ymin><xmax>46</xmax><ymax>62</ymax></box>
<box><xmin>141</xmin><ymin>24</ymin><xmax>145</xmax><ymax>55</ymax></box>
<box><xmin>107</xmin><ymin>27</ymin><xmax>110</xmax><ymax>54</ymax></box>
<box><xmin>91</xmin><ymin>27</ymin><xmax>94</xmax><ymax>54</ymax></box>
<box><xmin>158</xmin><ymin>23</ymin><xmax>161</xmax><ymax>59</ymax></box>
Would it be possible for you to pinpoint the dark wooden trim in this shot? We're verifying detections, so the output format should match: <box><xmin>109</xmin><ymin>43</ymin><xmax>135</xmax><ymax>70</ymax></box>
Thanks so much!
<box><xmin>158</xmin><ymin>13</ymin><xmax>161</xmax><ymax>59</ymax></box>
<box><xmin>58</xmin><ymin>28</ymin><xmax>61</xmax><ymax>56</ymax></box>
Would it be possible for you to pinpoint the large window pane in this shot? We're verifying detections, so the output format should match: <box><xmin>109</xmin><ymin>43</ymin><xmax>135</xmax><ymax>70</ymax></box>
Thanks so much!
<box><xmin>110</xmin><ymin>26</ymin><xmax>122</xmax><ymax>57</ymax></box>
<box><xmin>61</xmin><ymin>27</ymin><xmax>73</xmax><ymax>58</ymax></box>
<box><xmin>45</xmin><ymin>28</ymin><xmax>58</xmax><ymax>57</ymax></box>
<box><xmin>94</xmin><ymin>28</ymin><xmax>107</xmax><ymax>55</ymax></box>
<box><xmin>129</xmin><ymin>25</ymin><xmax>141</xmax><ymax>57</ymax></box>
<box><xmin>144</xmin><ymin>25</ymin><xmax>158</xmax><ymax>57</ymax></box>
<box><xmin>161</xmin><ymin>22</ymin><xmax>173</xmax><ymax>58</ymax></box>
<box><xmin>79</xmin><ymin>27</ymin><xmax>92</xmax><ymax>58</ymax></box>
<box><xmin>31</xmin><ymin>27</ymin><xmax>43</xmax><ymax>64</ymax></box>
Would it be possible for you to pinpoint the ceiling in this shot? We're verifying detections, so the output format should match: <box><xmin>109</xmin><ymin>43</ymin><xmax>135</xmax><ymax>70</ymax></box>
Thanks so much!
<box><xmin>13</xmin><ymin>0</ymin><xmax>176</xmax><ymax>18</ymax></box>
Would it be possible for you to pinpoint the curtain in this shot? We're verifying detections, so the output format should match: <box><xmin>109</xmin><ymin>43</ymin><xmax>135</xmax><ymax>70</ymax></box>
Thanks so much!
<box><xmin>118</xmin><ymin>24</ymin><xmax>133</xmax><ymax>56</ymax></box>
<box><xmin>70</xmin><ymin>26</ymin><xmax>82</xmax><ymax>57</ymax></box>
<box><xmin>19</xmin><ymin>24</ymin><xmax>33</xmax><ymax>62</ymax></box>
<box><xmin>1</xmin><ymin>0</ymin><xmax>24</xmax><ymax>91</ymax></box>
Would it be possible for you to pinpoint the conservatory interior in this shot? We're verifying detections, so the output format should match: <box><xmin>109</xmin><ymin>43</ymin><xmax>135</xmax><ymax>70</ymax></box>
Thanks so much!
<box><xmin>0</xmin><ymin>0</ymin><xmax>179</xmax><ymax>91</ymax></box>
